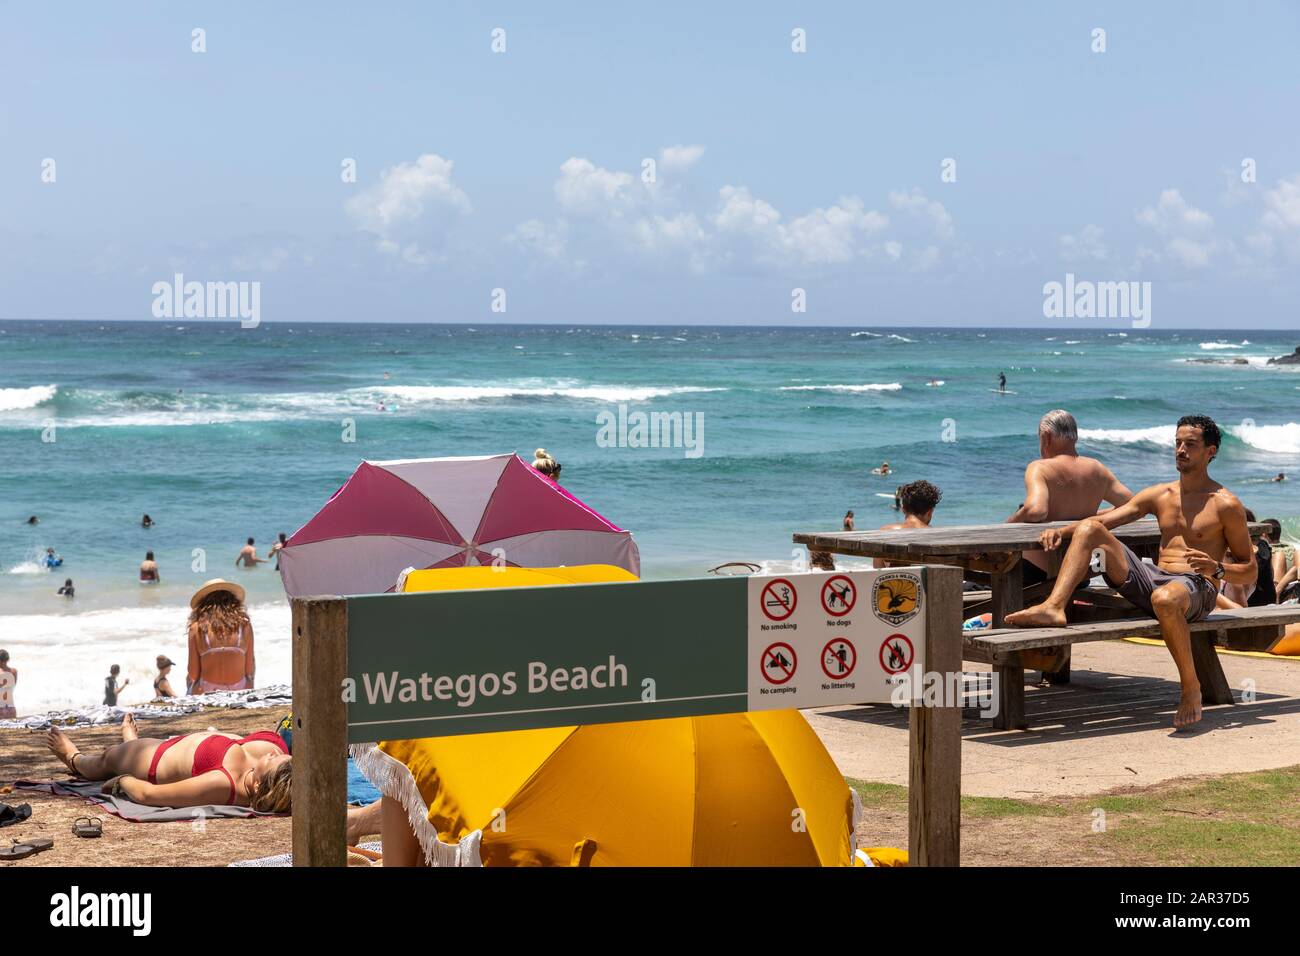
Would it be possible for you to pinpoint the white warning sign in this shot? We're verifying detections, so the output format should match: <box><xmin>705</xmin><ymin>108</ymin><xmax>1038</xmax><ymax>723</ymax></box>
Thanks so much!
<box><xmin>746</xmin><ymin>568</ymin><xmax>926</xmax><ymax>710</ymax></box>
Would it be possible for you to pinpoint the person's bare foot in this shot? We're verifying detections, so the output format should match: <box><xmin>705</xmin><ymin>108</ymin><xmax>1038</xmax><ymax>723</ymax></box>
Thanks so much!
<box><xmin>1004</xmin><ymin>604</ymin><xmax>1067</xmax><ymax>628</ymax></box>
<box><xmin>121</xmin><ymin>713</ymin><xmax>138</xmax><ymax>741</ymax></box>
<box><xmin>46</xmin><ymin>727</ymin><xmax>83</xmax><ymax>776</ymax></box>
<box><xmin>1174</xmin><ymin>689</ymin><xmax>1203</xmax><ymax>729</ymax></box>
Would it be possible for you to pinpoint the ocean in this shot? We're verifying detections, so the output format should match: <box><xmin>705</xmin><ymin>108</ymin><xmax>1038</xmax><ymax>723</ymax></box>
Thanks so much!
<box><xmin>2</xmin><ymin>320</ymin><xmax>1298</xmax><ymax>714</ymax></box>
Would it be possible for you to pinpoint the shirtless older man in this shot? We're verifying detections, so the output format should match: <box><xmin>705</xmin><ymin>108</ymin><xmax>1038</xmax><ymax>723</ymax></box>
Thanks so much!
<box><xmin>1008</xmin><ymin>409</ymin><xmax>1133</xmax><ymax>585</ymax></box>
<box><xmin>1006</xmin><ymin>415</ymin><xmax>1256</xmax><ymax>728</ymax></box>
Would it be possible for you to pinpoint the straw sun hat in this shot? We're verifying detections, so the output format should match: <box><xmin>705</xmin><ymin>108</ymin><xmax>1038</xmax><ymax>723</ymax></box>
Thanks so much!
<box><xmin>189</xmin><ymin>578</ymin><xmax>246</xmax><ymax>609</ymax></box>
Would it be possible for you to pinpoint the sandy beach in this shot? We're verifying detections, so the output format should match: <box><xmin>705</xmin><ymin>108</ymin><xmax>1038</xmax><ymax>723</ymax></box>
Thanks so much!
<box><xmin>5</xmin><ymin>637</ymin><xmax>1297</xmax><ymax>868</ymax></box>
<box><xmin>1</xmin><ymin>709</ymin><xmax>294</xmax><ymax>868</ymax></box>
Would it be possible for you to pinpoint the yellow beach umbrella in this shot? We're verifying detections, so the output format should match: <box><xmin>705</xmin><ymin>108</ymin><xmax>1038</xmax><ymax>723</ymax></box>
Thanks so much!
<box><xmin>375</xmin><ymin>707</ymin><xmax>856</xmax><ymax>867</ymax></box>
<box><xmin>364</xmin><ymin>564</ymin><xmax>860</xmax><ymax>866</ymax></box>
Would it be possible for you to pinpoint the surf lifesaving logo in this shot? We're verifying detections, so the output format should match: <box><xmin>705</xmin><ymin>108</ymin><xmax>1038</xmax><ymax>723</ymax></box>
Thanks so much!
<box><xmin>871</xmin><ymin>571</ymin><xmax>921</xmax><ymax>626</ymax></box>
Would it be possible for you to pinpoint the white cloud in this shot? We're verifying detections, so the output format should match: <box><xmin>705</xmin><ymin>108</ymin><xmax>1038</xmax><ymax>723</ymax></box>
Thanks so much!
<box><xmin>554</xmin><ymin>157</ymin><xmax>636</xmax><ymax>217</ymax></box>
<box><xmin>1135</xmin><ymin>189</ymin><xmax>1216</xmax><ymax>269</ymax></box>
<box><xmin>1260</xmin><ymin>174</ymin><xmax>1300</xmax><ymax>232</ymax></box>
<box><xmin>1058</xmin><ymin>224</ymin><xmax>1108</xmax><ymax>262</ymax></box>
<box><xmin>345</xmin><ymin>154</ymin><xmax>471</xmax><ymax>266</ymax></box>
<box><xmin>1136</xmin><ymin>189</ymin><xmax>1212</xmax><ymax>235</ymax></box>
<box><xmin>513</xmin><ymin>151</ymin><xmax>956</xmax><ymax>274</ymax></box>
<box><xmin>889</xmin><ymin>188</ymin><xmax>954</xmax><ymax>240</ymax></box>
<box><xmin>658</xmin><ymin>144</ymin><xmax>706</xmax><ymax>174</ymax></box>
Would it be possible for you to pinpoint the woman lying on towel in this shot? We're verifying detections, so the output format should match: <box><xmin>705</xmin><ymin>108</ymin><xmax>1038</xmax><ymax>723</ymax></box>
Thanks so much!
<box><xmin>46</xmin><ymin>714</ymin><xmax>292</xmax><ymax>813</ymax></box>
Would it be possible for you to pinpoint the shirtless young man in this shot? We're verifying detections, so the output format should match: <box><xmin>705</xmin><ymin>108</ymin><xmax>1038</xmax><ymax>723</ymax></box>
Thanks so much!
<box><xmin>235</xmin><ymin>537</ymin><xmax>267</xmax><ymax>569</ymax></box>
<box><xmin>1006</xmin><ymin>416</ymin><xmax>1256</xmax><ymax>729</ymax></box>
<box><xmin>1008</xmin><ymin>410</ymin><xmax>1133</xmax><ymax>585</ymax></box>
<box><xmin>875</xmin><ymin>480</ymin><xmax>941</xmax><ymax>569</ymax></box>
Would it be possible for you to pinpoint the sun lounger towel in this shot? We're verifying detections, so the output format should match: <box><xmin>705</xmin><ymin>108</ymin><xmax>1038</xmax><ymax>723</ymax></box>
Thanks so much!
<box><xmin>229</xmin><ymin>840</ymin><xmax>382</xmax><ymax>868</ymax></box>
<box><xmin>0</xmin><ymin>685</ymin><xmax>292</xmax><ymax>731</ymax></box>
<box><xmin>14</xmin><ymin>779</ymin><xmax>281</xmax><ymax>822</ymax></box>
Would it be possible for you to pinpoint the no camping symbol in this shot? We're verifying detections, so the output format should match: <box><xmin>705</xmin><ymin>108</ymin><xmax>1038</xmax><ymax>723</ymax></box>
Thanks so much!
<box><xmin>760</xmin><ymin>578</ymin><xmax>797</xmax><ymax>621</ymax></box>
<box><xmin>878</xmin><ymin>634</ymin><xmax>914</xmax><ymax>675</ymax></box>
<box><xmin>821</xmin><ymin>638</ymin><xmax>857</xmax><ymax>679</ymax></box>
<box><xmin>761</xmin><ymin>642</ymin><xmax>797</xmax><ymax>684</ymax></box>
<box><xmin>820</xmin><ymin>575</ymin><xmax>856</xmax><ymax>617</ymax></box>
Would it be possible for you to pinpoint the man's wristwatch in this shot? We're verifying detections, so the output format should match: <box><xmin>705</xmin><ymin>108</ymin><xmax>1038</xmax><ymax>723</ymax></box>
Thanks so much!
<box><xmin>1213</xmin><ymin>562</ymin><xmax>1226</xmax><ymax>580</ymax></box>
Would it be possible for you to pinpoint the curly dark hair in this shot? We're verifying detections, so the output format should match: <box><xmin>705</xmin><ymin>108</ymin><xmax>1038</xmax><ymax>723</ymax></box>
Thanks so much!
<box><xmin>1176</xmin><ymin>415</ymin><xmax>1221</xmax><ymax>460</ymax></box>
<box><xmin>899</xmin><ymin>480</ymin><xmax>942</xmax><ymax>516</ymax></box>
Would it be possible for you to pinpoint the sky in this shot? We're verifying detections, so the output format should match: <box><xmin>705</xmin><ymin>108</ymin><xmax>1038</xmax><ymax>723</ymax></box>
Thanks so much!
<box><xmin>2</xmin><ymin>1</ymin><xmax>1299</xmax><ymax>328</ymax></box>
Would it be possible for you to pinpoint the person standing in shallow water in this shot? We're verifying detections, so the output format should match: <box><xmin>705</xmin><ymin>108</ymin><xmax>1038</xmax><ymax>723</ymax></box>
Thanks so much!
<box><xmin>104</xmin><ymin>664</ymin><xmax>128</xmax><ymax>706</ymax></box>
<box><xmin>0</xmin><ymin>650</ymin><xmax>17</xmax><ymax>719</ymax></box>
<box><xmin>187</xmin><ymin>579</ymin><xmax>256</xmax><ymax>694</ymax></box>
<box><xmin>843</xmin><ymin>510</ymin><xmax>855</xmax><ymax>531</ymax></box>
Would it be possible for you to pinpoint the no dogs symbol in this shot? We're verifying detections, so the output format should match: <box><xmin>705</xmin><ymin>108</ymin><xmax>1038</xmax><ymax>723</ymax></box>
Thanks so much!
<box><xmin>821</xmin><ymin>638</ymin><xmax>857</xmax><ymax>679</ymax></box>
<box><xmin>820</xmin><ymin>575</ymin><xmax>856</xmax><ymax>617</ymax></box>
<box><xmin>878</xmin><ymin>634</ymin><xmax>914</xmax><ymax>675</ymax></box>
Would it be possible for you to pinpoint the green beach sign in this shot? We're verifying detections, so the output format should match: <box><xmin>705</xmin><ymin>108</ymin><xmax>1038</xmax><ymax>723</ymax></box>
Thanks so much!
<box><xmin>343</xmin><ymin>568</ymin><xmax>929</xmax><ymax>742</ymax></box>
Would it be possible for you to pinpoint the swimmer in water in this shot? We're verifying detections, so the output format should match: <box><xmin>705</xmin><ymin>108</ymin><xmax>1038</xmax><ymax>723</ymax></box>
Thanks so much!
<box><xmin>871</xmin><ymin>461</ymin><xmax>891</xmax><ymax>476</ymax></box>
<box><xmin>58</xmin><ymin>578</ymin><xmax>75</xmax><ymax>598</ymax></box>
<box><xmin>140</xmin><ymin>551</ymin><xmax>160</xmax><ymax>583</ymax></box>
<box><xmin>141</xmin><ymin>514</ymin><xmax>154</xmax><ymax>528</ymax></box>
<box><xmin>236</xmin><ymin>538</ymin><xmax>268</xmax><ymax>569</ymax></box>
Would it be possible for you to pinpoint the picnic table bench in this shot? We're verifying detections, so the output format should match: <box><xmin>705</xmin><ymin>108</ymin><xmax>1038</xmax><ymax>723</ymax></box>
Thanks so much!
<box><xmin>794</xmin><ymin>519</ymin><xmax>1295</xmax><ymax>729</ymax></box>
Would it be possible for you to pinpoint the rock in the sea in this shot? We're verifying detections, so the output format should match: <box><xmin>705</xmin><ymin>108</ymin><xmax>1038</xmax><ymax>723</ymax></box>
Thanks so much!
<box><xmin>1268</xmin><ymin>346</ymin><xmax>1300</xmax><ymax>366</ymax></box>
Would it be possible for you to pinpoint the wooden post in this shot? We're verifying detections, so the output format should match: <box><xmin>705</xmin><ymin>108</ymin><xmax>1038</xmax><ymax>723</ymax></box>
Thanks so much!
<box><xmin>989</xmin><ymin>559</ymin><xmax>1026</xmax><ymax>730</ymax></box>
<box><xmin>909</xmin><ymin>565</ymin><xmax>962</xmax><ymax>867</ymax></box>
<box><xmin>292</xmin><ymin>597</ymin><xmax>349</xmax><ymax>867</ymax></box>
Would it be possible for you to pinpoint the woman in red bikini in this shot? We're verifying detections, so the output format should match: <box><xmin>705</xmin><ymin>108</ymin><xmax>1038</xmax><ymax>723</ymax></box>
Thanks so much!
<box><xmin>46</xmin><ymin>714</ymin><xmax>291</xmax><ymax>813</ymax></box>
<box><xmin>186</xmin><ymin>579</ymin><xmax>255</xmax><ymax>695</ymax></box>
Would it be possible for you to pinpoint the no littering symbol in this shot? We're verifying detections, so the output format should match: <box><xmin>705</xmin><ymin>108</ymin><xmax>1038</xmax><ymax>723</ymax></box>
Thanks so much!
<box><xmin>879</xmin><ymin>634</ymin><xmax>914</xmax><ymax>675</ymax></box>
<box><xmin>760</xmin><ymin>578</ymin><xmax>797</xmax><ymax>621</ymax></box>
<box><xmin>821</xmin><ymin>575</ymin><xmax>856</xmax><ymax>617</ymax></box>
<box><xmin>761</xmin><ymin>642</ymin><xmax>797</xmax><ymax>684</ymax></box>
<box><xmin>821</xmin><ymin>638</ymin><xmax>857</xmax><ymax>679</ymax></box>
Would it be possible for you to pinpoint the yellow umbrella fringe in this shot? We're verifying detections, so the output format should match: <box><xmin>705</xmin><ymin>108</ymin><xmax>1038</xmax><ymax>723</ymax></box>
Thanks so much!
<box><xmin>353</xmin><ymin>743</ymin><xmax>483</xmax><ymax>867</ymax></box>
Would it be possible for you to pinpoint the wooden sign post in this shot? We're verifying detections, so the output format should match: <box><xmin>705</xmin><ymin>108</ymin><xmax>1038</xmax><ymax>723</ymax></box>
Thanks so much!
<box><xmin>290</xmin><ymin>565</ymin><xmax>962</xmax><ymax>867</ymax></box>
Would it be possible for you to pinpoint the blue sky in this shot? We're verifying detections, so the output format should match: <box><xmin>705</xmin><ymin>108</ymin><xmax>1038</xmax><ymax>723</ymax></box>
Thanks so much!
<box><xmin>3</xmin><ymin>1</ymin><xmax>1299</xmax><ymax>327</ymax></box>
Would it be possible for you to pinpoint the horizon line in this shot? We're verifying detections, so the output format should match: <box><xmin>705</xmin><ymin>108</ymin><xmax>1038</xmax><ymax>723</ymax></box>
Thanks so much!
<box><xmin>0</xmin><ymin>317</ymin><xmax>1295</xmax><ymax>336</ymax></box>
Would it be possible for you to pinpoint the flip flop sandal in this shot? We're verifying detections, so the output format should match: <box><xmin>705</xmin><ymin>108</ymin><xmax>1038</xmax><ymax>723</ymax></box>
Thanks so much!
<box><xmin>0</xmin><ymin>802</ymin><xmax>33</xmax><ymax>829</ymax></box>
<box><xmin>72</xmin><ymin>817</ymin><xmax>103</xmax><ymax>838</ymax></box>
<box><xmin>0</xmin><ymin>837</ymin><xmax>53</xmax><ymax>860</ymax></box>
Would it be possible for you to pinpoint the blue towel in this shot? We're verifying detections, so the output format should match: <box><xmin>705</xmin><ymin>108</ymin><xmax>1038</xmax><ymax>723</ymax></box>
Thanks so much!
<box><xmin>347</xmin><ymin>757</ymin><xmax>381</xmax><ymax>806</ymax></box>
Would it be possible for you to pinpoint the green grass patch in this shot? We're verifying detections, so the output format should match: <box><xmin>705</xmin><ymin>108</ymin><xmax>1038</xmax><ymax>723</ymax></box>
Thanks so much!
<box><xmin>849</xmin><ymin>766</ymin><xmax>1300</xmax><ymax>865</ymax></box>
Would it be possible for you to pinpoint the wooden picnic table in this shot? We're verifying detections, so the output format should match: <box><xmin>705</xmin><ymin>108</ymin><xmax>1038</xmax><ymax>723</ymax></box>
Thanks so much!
<box><xmin>795</xmin><ymin>518</ymin><xmax>1271</xmax><ymax>694</ymax></box>
<box><xmin>796</xmin><ymin>518</ymin><xmax>1270</xmax><ymax>624</ymax></box>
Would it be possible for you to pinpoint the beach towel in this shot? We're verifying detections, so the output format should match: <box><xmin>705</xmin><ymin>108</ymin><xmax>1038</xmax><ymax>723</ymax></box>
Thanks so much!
<box><xmin>0</xmin><ymin>684</ymin><xmax>292</xmax><ymax>731</ymax></box>
<box><xmin>228</xmin><ymin>840</ymin><xmax>382</xmax><ymax>867</ymax></box>
<box><xmin>14</xmin><ymin>778</ymin><xmax>280</xmax><ymax>822</ymax></box>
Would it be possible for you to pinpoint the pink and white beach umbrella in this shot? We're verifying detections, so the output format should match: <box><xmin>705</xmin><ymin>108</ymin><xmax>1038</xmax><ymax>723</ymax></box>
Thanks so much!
<box><xmin>279</xmin><ymin>453</ymin><xmax>640</xmax><ymax>597</ymax></box>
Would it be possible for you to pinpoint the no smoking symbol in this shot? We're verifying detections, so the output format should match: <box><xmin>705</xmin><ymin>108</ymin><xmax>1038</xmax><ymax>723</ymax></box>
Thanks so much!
<box><xmin>821</xmin><ymin>638</ymin><xmax>857</xmax><ymax>679</ymax></box>
<box><xmin>821</xmin><ymin>575</ymin><xmax>856</xmax><ymax>616</ymax></box>
<box><xmin>760</xmin><ymin>578</ymin><xmax>797</xmax><ymax>621</ymax></box>
<box><xmin>761</xmin><ymin>642</ymin><xmax>797</xmax><ymax>684</ymax></box>
<box><xmin>879</xmin><ymin>634</ymin><xmax>914</xmax><ymax>675</ymax></box>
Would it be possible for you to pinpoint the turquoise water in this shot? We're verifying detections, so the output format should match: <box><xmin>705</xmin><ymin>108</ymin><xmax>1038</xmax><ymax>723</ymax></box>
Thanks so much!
<box><xmin>2</xmin><ymin>320</ymin><xmax>1298</xmax><ymax>711</ymax></box>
